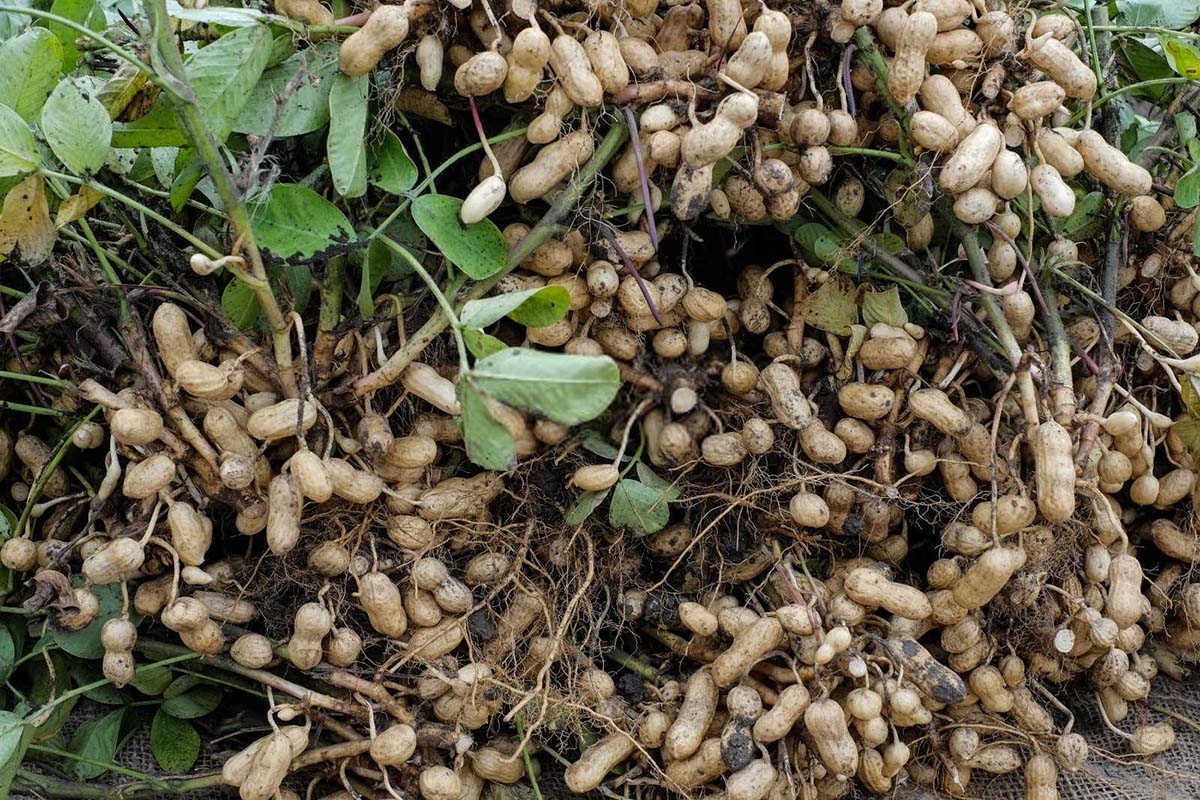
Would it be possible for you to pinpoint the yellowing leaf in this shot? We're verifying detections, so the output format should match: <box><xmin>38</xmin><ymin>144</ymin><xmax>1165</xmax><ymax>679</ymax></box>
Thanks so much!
<box><xmin>55</xmin><ymin>185</ymin><xmax>103</xmax><ymax>227</ymax></box>
<box><xmin>797</xmin><ymin>275</ymin><xmax>858</xmax><ymax>336</ymax></box>
<box><xmin>0</xmin><ymin>174</ymin><xmax>54</xmax><ymax>264</ymax></box>
<box><xmin>1172</xmin><ymin>417</ymin><xmax>1200</xmax><ymax>463</ymax></box>
<box><xmin>861</xmin><ymin>285</ymin><xmax>908</xmax><ymax>328</ymax></box>
<box><xmin>1181</xmin><ymin>373</ymin><xmax>1200</xmax><ymax>417</ymax></box>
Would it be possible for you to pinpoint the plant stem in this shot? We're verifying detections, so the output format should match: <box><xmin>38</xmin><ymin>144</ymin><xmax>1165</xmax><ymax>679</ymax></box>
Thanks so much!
<box><xmin>380</xmin><ymin>236</ymin><xmax>468</xmax><ymax>366</ymax></box>
<box><xmin>44</xmin><ymin>171</ymin><xmax>221</xmax><ymax>258</ymax></box>
<box><xmin>134</xmin><ymin>639</ymin><xmax>368</xmax><ymax>717</ymax></box>
<box><xmin>827</xmin><ymin>145</ymin><xmax>914</xmax><ymax>166</ymax></box>
<box><xmin>314</xmin><ymin>255</ymin><xmax>345</xmax><ymax>384</ymax></box>
<box><xmin>0</xmin><ymin>400</ymin><xmax>58</xmax><ymax>417</ymax></box>
<box><xmin>352</xmin><ymin>122</ymin><xmax>630</xmax><ymax>398</ymax></box>
<box><xmin>28</xmin><ymin>744</ymin><xmax>159</xmax><ymax>782</ymax></box>
<box><xmin>853</xmin><ymin>27</ymin><xmax>913</xmax><ymax>157</ymax></box>
<box><xmin>14</xmin><ymin>406</ymin><xmax>100</xmax><ymax>538</ymax></box>
<box><xmin>0</xmin><ymin>370</ymin><xmax>70</xmax><ymax>388</ymax></box>
<box><xmin>15</xmin><ymin>769</ymin><xmax>224</xmax><ymax>798</ymax></box>
<box><xmin>806</xmin><ymin>189</ymin><xmax>925</xmax><ymax>285</ymax></box>
<box><xmin>368</xmin><ymin>127</ymin><xmax>530</xmax><ymax>242</ymax></box>
<box><xmin>34</xmin><ymin>653</ymin><xmax>198</xmax><ymax>718</ymax></box>
<box><xmin>1069</xmin><ymin>77</ymin><xmax>1194</xmax><ymax>124</ymax></box>
<box><xmin>956</xmin><ymin>224</ymin><xmax>1022</xmax><ymax>368</ymax></box>
<box><xmin>515</xmin><ymin>717</ymin><xmax>545</xmax><ymax>800</ymax></box>
<box><xmin>143</xmin><ymin>0</ymin><xmax>298</xmax><ymax>398</ymax></box>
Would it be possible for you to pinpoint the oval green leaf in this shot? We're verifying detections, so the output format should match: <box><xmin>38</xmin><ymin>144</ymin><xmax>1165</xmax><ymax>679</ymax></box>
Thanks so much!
<box><xmin>459</xmin><ymin>285</ymin><xmax>570</xmax><ymax>329</ymax></box>
<box><xmin>41</xmin><ymin>78</ymin><xmax>110</xmax><ymax>174</ymax></box>
<box><xmin>469</xmin><ymin>348</ymin><xmax>620</xmax><ymax>425</ymax></box>
<box><xmin>459</xmin><ymin>380</ymin><xmax>516</xmax><ymax>470</ymax></box>
<box><xmin>150</xmin><ymin>711</ymin><xmax>201</xmax><ymax>773</ymax></box>
<box><xmin>251</xmin><ymin>183</ymin><xmax>355</xmax><ymax>258</ymax></box>
<box><xmin>0</xmin><ymin>29</ymin><xmax>64</xmax><ymax>121</ymax></box>
<box><xmin>368</xmin><ymin>129</ymin><xmax>418</xmax><ymax>195</ymax></box>
<box><xmin>327</xmin><ymin>73</ymin><xmax>368</xmax><ymax>198</ymax></box>
<box><xmin>0</xmin><ymin>103</ymin><xmax>38</xmax><ymax>177</ymax></box>
<box><xmin>411</xmin><ymin>194</ymin><xmax>507</xmax><ymax>279</ymax></box>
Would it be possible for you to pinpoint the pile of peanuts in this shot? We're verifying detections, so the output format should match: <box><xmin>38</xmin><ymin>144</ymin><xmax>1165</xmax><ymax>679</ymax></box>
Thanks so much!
<box><xmin>6</xmin><ymin>0</ymin><xmax>1200</xmax><ymax>796</ymax></box>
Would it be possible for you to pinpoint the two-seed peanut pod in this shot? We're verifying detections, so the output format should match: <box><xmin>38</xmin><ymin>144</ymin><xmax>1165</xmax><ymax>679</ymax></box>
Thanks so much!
<box><xmin>564</xmin><ymin>731</ymin><xmax>637</xmax><ymax>793</ymax></box>
<box><xmin>454</xmin><ymin>50</ymin><xmax>508</xmax><ymax>97</ymax></box>
<box><xmin>168</xmin><ymin>500</ymin><xmax>212</xmax><ymax>566</ymax></box>
<box><xmin>286</xmin><ymin>601</ymin><xmax>332</xmax><ymax>670</ymax></box>
<box><xmin>939</xmin><ymin>123</ymin><xmax>1004</xmax><ymax>193</ymax></box>
<box><xmin>681</xmin><ymin>92</ymin><xmax>759</xmax><ymax>168</ymax></box>
<box><xmin>246</xmin><ymin>398</ymin><xmax>317</xmax><ymax>441</ymax></box>
<box><xmin>887</xmin><ymin>12</ymin><xmax>938</xmax><ymax>104</ymax></box>
<box><xmin>339</xmin><ymin>4</ymin><xmax>410</xmax><ymax>77</ymax></box>
<box><xmin>152</xmin><ymin>303</ymin><xmax>194</xmax><ymax>376</ymax></box>
<box><xmin>266</xmin><ymin>472</ymin><xmax>302</xmax><ymax>556</ymax></box>
<box><xmin>1075</xmin><ymin>129</ymin><xmax>1153</xmax><ymax>196</ymax></box>
<box><xmin>370</xmin><ymin>723</ymin><xmax>417</xmax><ymax>766</ymax></box>
<box><xmin>100</xmin><ymin>617</ymin><xmax>137</xmax><ymax>687</ymax></box>
<box><xmin>1021</xmin><ymin>31</ymin><xmax>1097</xmax><ymax>100</ymax></box>
<box><xmin>509</xmin><ymin>130</ymin><xmax>595</xmax><ymax>203</ymax></box>
<box><xmin>357</xmin><ymin>571</ymin><xmax>407</xmax><ymax>637</ymax></box>
<box><xmin>548</xmin><ymin>34</ymin><xmax>602</xmax><ymax>106</ymax></box>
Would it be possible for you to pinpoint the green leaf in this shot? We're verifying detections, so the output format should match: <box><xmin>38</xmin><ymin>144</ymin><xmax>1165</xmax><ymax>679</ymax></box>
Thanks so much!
<box><xmin>41</xmin><ymin>78</ymin><xmax>111</xmax><ymax>174</ymax></box>
<box><xmin>357</xmin><ymin>237</ymin><xmax>392</xmax><ymax>317</ymax></box>
<box><xmin>1123</xmin><ymin>39</ymin><xmax>1173</xmax><ymax>101</ymax></box>
<box><xmin>222</xmin><ymin>279</ymin><xmax>260</xmax><ymax>331</ymax></box>
<box><xmin>368</xmin><ymin>130</ymin><xmax>418</xmax><ymax>194</ymax></box>
<box><xmin>0</xmin><ymin>29</ymin><xmax>63</xmax><ymax>121</ymax></box>
<box><xmin>470</xmin><ymin>348</ymin><xmax>620</xmax><ymax>425</ymax></box>
<box><xmin>581</xmin><ymin>430</ymin><xmax>621</xmax><ymax>460</ymax></box>
<box><xmin>793</xmin><ymin>222</ymin><xmax>851</xmax><ymax>271</ymax></box>
<box><xmin>1164</xmin><ymin>36</ymin><xmax>1200</xmax><ymax>78</ymax></box>
<box><xmin>1058</xmin><ymin>190</ymin><xmax>1104</xmax><ymax>238</ymax></box>
<box><xmin>0</xmin><ymin>624</ymin><xmax>14</xmax><ymax>682</ymax></box>
<box><xmin>233</xmin><ymin>43</ymin><xmax>339</xmax><ymax>137</ymax></box>
<box><xmin>609</xmin><ymin>478</ymin><xmax>671</xmax><ymax>535</ymax></box>
<box><xmin>169</xmin><ymin>160</ymin><xmax>205</xmax><ymax>212</ymax></box>
<box><xmin>115</xmin><ymin>25</ymin><xmax>272</xmax><ymax>147</ymax></box>
<box><xmin>1176</xmin><ymin>167</ymin><xmax>1200</xmax><ymax>209</ymax></box>
<box><xmin>459</xmin><ymin>380</ymin><xmax>516</xmax><ymax>470</ymax></box>
<box><xmin>460</xmin><ymin>286</ymin><xmax>570</xmax><ymax>329</ymax></box>
<box><xmin>797</xmin><ymin>275</ymin><xmax>858</xmax><ymax>335</ymax></box>
<box><xmin>130</xmin><ymin>663</ymin><xmax>173</xmax><ymax>695</ymax></box>
<box><xmin>565</xmin><ymin>489</ymin><xmax>608</xmax><ymax>525</ymax></box>
<box><xmin>0</xmin><ymin>711</ymin><xmax>29</xmax><ymax>798</ymax></box>
<box><xmin>160</xmin><ymin>684</ymin><xmax>222</xmax><ymax>719</ymax></box>
<box><xmin>463</xmin><ymin>329</ymin><xmax>508</xmax><ymax>358</ymax></box>
<box><xmin>68</xmin><ymin>708</ymin><xmax>123</xmax><ymax>779</ymax></box>
<box><xmin>327</xmin><ymin>73</ymin><xmax>369</xmax><ymax>198</ymax></box>
<box><xmin>861</xmin><ymin>285</ymin><xmax>907</xmax><ymax>329</ymax></box>
<box><xmin>411</xmin><ymin>194</ymin><xmax>507</xmax><ymax>279</ymax></box>
<box><xmin>636</xmin><ymin>462</ymin><xmax>682</xmax><ymax>501</ymax></box>
<box><xmin>0</xmin><ymin>103</ymin><xmax>38</xmax><ymax>177</ymax></box>
<box><xmin>1118</xmin><ymin>0</ymin><xmax>1200</xmax><ymax>29</ymax></box>
<box><xmin>251</xmin><ymin>183</ymin><xmax>355</xmax><ymax>258</ymax></box>
<box><xmin>150</xmin><ymin>711</ymin><xmax>200</xmax><ymax>773</ymax></box>
<box><xmin>48</xmin><ymin>583</ymin><xmax>122</xmax><ymax>659</ymax></box>
<box><xmin>1178</xmin><ymin>112</ymin><xmax>1197</xmax><ymax>143</ymax></box>
<box><xmin>47</xmin><ymin>0</ymin><xmax>104</xmax><ymax>71</ymax></box>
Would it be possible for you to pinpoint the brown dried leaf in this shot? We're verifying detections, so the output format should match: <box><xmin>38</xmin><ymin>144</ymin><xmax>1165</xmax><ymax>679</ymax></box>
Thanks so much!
<box><xmin>0</xmin><ymin>174</ymin><xmax>54</xmax><ymax>265</ymax></box>
<box><xmin>55</xmin><ymin>185</ymin><xmax>103</xmax><ymax>228</ymax></box>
